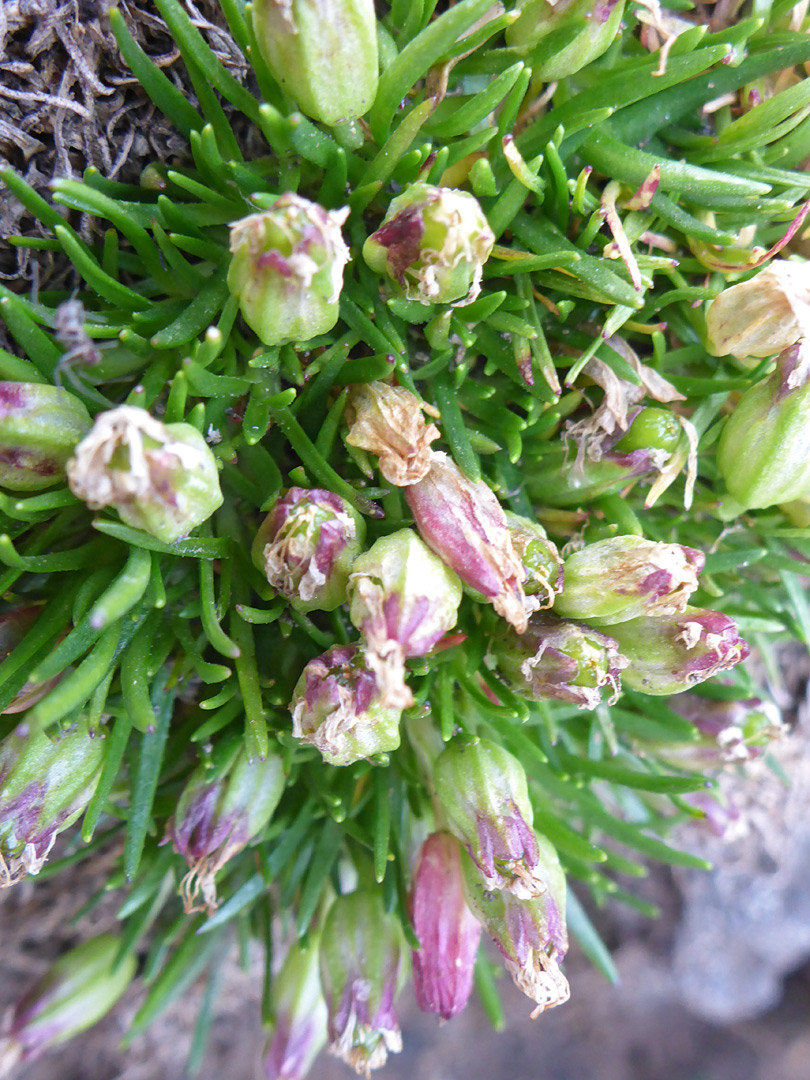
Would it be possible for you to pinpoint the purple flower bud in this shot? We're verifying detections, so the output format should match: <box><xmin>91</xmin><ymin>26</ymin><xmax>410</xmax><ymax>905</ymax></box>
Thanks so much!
<box><xmin>363</xmin><ymin>184</ymin><xmax>494</xmax><ymax>307</ymax></box>
<box><xmin>0</xmin><ymin>606</ymin><xmax>61</xmax><ymax>714</ymax></box>
<box><xmin>264</xmin><ymin>936</ymin><xmax>328</xmax><ymax>1080</ymax></box>
<box><xmin>662</xmin><ymin>694</ymin><xmax>786</xmax><ymax>769</ymax></box>
<box><xmin>164</xmin><ymin>745</ymin><xmax>285</xmax><ymax>912</ymax></box>
<box><xmin>554</xmin><ymin>535</ymin><xmax>704</xmax><ymax>625</ymax></box>
<box><xmin>320</xmin><ymin>892</ymin><xmax>407</xmax><ymax>1075</ymax></box>
<box><xmin>67</xmin><ymin>405</ymin><xmax>223</xmax><ymax>543</ymax></box>
<box><xmin>410</xmin><ymin>832</ymin><xmax>482</xmax><ymax>1020</ymax></box>
<box><xmin>461</xmin><ymin>837</ymin><xmax>570</xmax><ymax>1018</ymax></box>
<box><xmin>290</xmin><ymin>644</ymin><xmax>401</xmax><ymax>766</ymax></box>
<box><xmin>0</xmin><ymin>723</ymin><xmax>105</xmax><ymax>885</ymax></box>
<box><xmin>490</xmin><ymin>612</ymin><xmax>627</xmax><ymax>710</ymax></box>
<box><xmin>434</xmin><ymin>740</ymin><xmax>545</xmax><ymax>899</ymax></box>
<box><xmin>609</xmin><ymin>606</ymin><xmax>750</xmax><ymax>696</ymax></box>
<box><xmin>345</xmin><ymin>381</ymin><xmax>440</xmax><ymax>487</ymax></box>
<box><xmin>252</xmin><ymin>488</ymin><xmax>365</xmax><ymax>613</ymax></box>
<box><xmin>227</xmin><ymin>195</ymin><xmax>350</xmax><ymax>346</ymax></box>
<box><xmin>0</xmin><ymin>934</ymin><xmax>136</xmax><ymax>1068</ymax></box>
<box><xmin>405</xmin><ymin>452</ymin><xmax>529</xmax><ymax>633</ymax></box>
<box><xmin>347</xmin><ymin>529</ymin><xmax>462</xmax><ymax>708</ymax></box>
<box><xmin>504</xmin><ymin>512</ymin><xmax>564</xmax><ymax>613</ymax></box>
<box><xmin>0</xmin><ymin>382</ymin><xmax>90</xmax><ymax>492</ymax></box>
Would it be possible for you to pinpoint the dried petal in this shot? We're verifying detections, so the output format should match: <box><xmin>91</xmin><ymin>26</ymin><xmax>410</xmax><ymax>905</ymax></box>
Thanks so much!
<box><xmin>345</xmin><ymin>382</ymin><xmax>440</xmax><ymax>487</ymax></box>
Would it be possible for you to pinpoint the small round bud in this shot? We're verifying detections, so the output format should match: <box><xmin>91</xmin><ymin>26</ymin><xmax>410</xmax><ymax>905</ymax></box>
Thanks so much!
<box><xmin>0</xmin><ymin>382</ymin><xmax>90</xmax><ymax>491</ymax></box>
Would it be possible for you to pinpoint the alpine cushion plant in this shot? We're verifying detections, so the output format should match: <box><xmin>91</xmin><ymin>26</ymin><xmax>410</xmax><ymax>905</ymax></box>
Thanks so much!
<box><xmin>0</xmin><ymin>0</ymin><xmax>809</xmax><ymax>1076</ymax></box>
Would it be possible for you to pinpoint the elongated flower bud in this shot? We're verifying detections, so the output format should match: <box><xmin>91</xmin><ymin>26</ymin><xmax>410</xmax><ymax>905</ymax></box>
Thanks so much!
<box><xmin>228</xmin><ymin>196</ymin><xmax>350</xmax><ymax>346</ymax></box>
<box><xmin>0</xmin><ymin>723</ymin><xmax>105</xmax><ymax>885</ymax></box>
<box><xmin>461</xmin><ymin>838</ymin><xmax>570</xmax><ymax>1017</ymax></box>
<box><xmin>251</xmin><ymin>0</ymin><xmax>378</xmax><ymax>125</ymax></box>
<box><xmin>609</xmin><ymin>607</ymin><xmax>750</xmax><ymax>696</ymax></box>
<box><xmin>706</xmin><ymin>260</ymin><xmax>810</xmax><ymax>360</ymax></box>
<box><xmin>320</xmin><ymin>891</ymin><xmax>407</xmax><ymax>1075</ymax></box>
<box><xmin>410</xmin><ymin>832</ymin><xmax>482</xmax><ymax>1020</ymax></box>
<box><xmin>504</xmin><ymin>512</ymin><xmax>564</xmax><ymax>612</ymax></box>
<box><xmin>264</xmin><ymin>936</ymin><xmax>328</xmax><ymax>1080</ymax></box>
<box><xmin>290</xmin><ymin>644</ymin><xmax>401</xmax><ymax>766</ymax></box>
<box><xmin>363</xmin><ymin>184</ymin><xmax>494</xmax><ymax>306</ymax></box>
<box><xmin>0</xmin><ymin>606</ymin><xmax>61</xmax><ymax>714</ymax></box>
<box><xmin>0</xmin><ymin>382</ymin><xmax>90</xmax><ymax>491</ymax></box>
<box><xmin>506</xmin><ymin>0</ymin><xmax>625</xmax><ymax>80</ymax></box>
<box><xmin>554</xmin><ymin>536</ymin><xmax>704</xmax><ymax>625</ymax></box>
<box><xmin>405</xmin><ymin>453</ymin><xmax>529</xmax><ymax>632</ymax></box>
<box><xmin>348</xmin><ymin>529</ymin><xmax>462</xmax><ymax>708</ymax></box>
<box><xmin>716</xmin><ymin>344</ymin><xmax>810</xmax><ymax>515</ymax></box>
<box><xmin>67</xmin><ymin>405</ymin><xmax>223</xmax><ymax>543</ymax></box>
<box><xmin>490</xmin><ymin>612</ymin><xmax>627</xmax><ymax>709</ymax></box>
<box><xmin>164</xmin><ymin>745</ymin><xmax>285</xmax><ymax>912</ymax></box>
<box><xmin>434</xmin><ymin>739</ymin><xmax>545</xmax><ymax>900</ymax></box>
<box><xmin>0</xmin><ymin>934</ymin><xmax>136</xmax><ymax>1070</ymax></box>
<box><xmin>252</xmin><ymin>488</ymin><xmax>365</xmax><ymax>613</ymax></box>
<box><xmin>345</xmin><ymin>381</ymin><xmax>440</xmax><ymax>487</ymax></box>
<box><xmin>661</xmin><ymin>694</ymin><xmax>786</xmax><ymax>770</ymax></box>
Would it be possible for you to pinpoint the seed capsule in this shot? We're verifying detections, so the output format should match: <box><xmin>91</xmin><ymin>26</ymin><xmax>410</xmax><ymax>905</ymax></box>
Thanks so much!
<box><xmin>0</xmin><ymin>381</ymin><xmax>90</xmax><ymax>491</ymax></box>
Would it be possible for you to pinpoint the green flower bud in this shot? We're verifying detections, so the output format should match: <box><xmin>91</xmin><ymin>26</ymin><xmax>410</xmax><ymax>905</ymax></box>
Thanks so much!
<box><xmin>0</xmin><ymin>934</ymin><xmax>136</xmax><ymax>1068</ymax></box>
<box><xmin>228</xmin><ymin>195</ymin><xmax>350</xmax><ymax>346</ymax></box>
<box><xmin>461</xmin><ymin>837</ymin><xmax>570</xmax><ymax>1017</ymax></box>
<box><xmin>165</xmin><ymin>744</ymin><xmax>285</xmax><ymax>912</ymax></box>
<box><xmin>0</xmin><ymin>723</ymin><xmax>106</xmax><ymax>884</ymax></box>
<box><xmin>67</xmin><ymin>405</ymin><xmax>223</xmax><ymax>543</ymax></box>
<box><xmin>251</xmin><ymin>0</ymin><xmax>378</xmax><ymax>125</ymax></box>
<box><xmin>264</xmin><ymin>934</ymin><xmax>328</xmax><ymax>1080</ymax></box>
<box><xmin>490</xmin><ymin>612</ymin><xmax>627</xmax><ymax>710</ymax></box>
<box><xmin>716</xmin><ymin>345</ymin><xmax>810</xmax><ymax>515</ymax></box>
<box><xmin>252</xmin><ymin>487</ymin><xmax>365</xmax><ymax>613</ymax></box>
<box><xmin>290</xmin><ymin>644</ymin><xmax>401</xmax><ymax>766</ymax></box>
<box><xmin>504</xmin><ymin>512</ymin><xmax>564</xmax><ymax>612</ymax></box>
<box><xmin>609</xmin><ymin>606</ymin><xmax>750</xmax><ymax>696</ymax></box>
<box><xmin>506</xmin><ymin>0</ymin><xmax>626</xmax><ymax>81</ymax></box>
<box><xmin>706</xmin><ymin>260</ymin><xmax>810</xmax><ymax>360</ymax></box>
<box><xmin>0</xmin><ymin>382</ymin><xmax>90</xmax><ymax>491</ymax></box>
<box><xmin>554</xmin><ymin>536</ymin><xmax>704</xmax><ymax>626</ymax></box>
<box><xmin>320</xmin><ymin>891</ymin><xmax>408</xmax><ymax>1075</ymax></box>
<box><xmin>363</xmin><ymin>183</ymin><xmax>495</xmax><ymax>306</ymax></box>
<box><xmin>434</xmin><ymin>739</ymin><xmax>545</xmax><ymax>899</ymax></box>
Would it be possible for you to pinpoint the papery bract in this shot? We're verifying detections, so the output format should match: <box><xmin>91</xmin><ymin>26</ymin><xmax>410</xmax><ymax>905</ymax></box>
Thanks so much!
<box><xmin>345</xmin><ymin>381</ymin><xmax>440</xmax><ymax>487</ymax></box>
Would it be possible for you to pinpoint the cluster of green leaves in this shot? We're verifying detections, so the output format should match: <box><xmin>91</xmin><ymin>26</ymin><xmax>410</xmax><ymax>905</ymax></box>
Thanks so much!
<box><xmin>2</xmin><ymin>0</ymin><xmax>810</xmax><ymax>1062</ymax></box>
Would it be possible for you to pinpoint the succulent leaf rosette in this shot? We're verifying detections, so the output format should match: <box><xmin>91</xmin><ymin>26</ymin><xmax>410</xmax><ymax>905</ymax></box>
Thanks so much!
<box><xmin>0</xmin><ymin>0</ymin><xmax>806</xmax><ymax>1077</ymax></box>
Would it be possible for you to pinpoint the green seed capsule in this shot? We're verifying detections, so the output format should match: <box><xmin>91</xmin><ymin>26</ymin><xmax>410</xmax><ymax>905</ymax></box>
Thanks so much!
<box><xmin>0</xmin><ymin>382</ymin><xmax>90</xmax><ymax>491</ymax></box>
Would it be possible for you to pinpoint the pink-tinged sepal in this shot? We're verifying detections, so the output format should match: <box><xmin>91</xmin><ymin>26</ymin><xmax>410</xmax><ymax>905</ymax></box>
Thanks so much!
<box><xmin>660</xmin><ymin>694</ymin><xmax>786</xmax><ymax>770</ymax></box>
<box><xmin>434</xmin><ymin>740</ymin><xmax>546</xmax><ymax>900</ymax></box>
<box><xmin>252</xmin><ymin>487</ymin><xmax>365</xmax><ymax>613</ymax></box>
<box><xmin>264</xmin><ymin>935</ymin><xmax>328</xmax><ymax>1080</ymax></box>
<box><xmin>290</xmin><ymin>644</ymin><xmax>401</xmax><ymax>766</ymax></box>
<box><xmin>0</xmin><ymin>382</ymin><xmax>90</xmax><ymax>492</ymax></box>
<box><xmin>405</xmin><ymin>453</ymin><xmax>529</xmax><ymax>632</ymax></box>
<box><xmin>410</xmin><ymin>832</ymin><xmax>482</xmax><ymax>1020</ymax></box>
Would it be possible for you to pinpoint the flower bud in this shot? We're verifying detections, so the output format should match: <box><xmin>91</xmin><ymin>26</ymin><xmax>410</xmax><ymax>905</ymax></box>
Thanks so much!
<box><xmin>663</xmin><ymin>694</ymin><xmax>786</xmax><ymax>769</ymax></box>
<box><xmin>228</xmin><ymin>196</ymin><xmax>350</xmax><ymax>346</ymax></box>
<box><xmin>363</xmin><ymin>183</ymin><xmax>494</xmax><ymax>306</ymax></box>
<box><xmin>0</xmin><ymin>934</ymin><xmax>136</xmax><ymax>1068</ymax></box>
<box><xmin>461</xmin><ymin>837</ymin><xmax>570</xmax><ymax>1017</ymax></box>
<box><xmin>165</xmin><ymin>745</ymin><xmax>285</xmax><ymax>912</ymax></box>
<box><xmin>609</xmin><ymin>607</ymin><xmax>750</xmax><ymax>696</ymax></box>
<box><xmin>405</xmin><ymin>452</ymin><xmax>529</xmax><ymax>632</ymax></box>
<box><xmin>347</xmin><ymin>529</ymin><xmax>462</xmax><ymax>708</ymax></box>
<box><xmin>251</xmin><ymin>0</ymin><xmax>378</xmax><ymax>125</ymax></box>
<box><xmin>0</xmin><ymin>606</ymin><xmax>61</xmax><ymax>714</ymax></box>
<box><xmin>434</xmin><ymin>739</ymin><xmax>545</xmax><ymax>900</ymax></box>
<box><xmin>506</xmin><ymin>0</ymin><xmax>626</xmax><ymax>80</ymax></box>
<box><xmin>252</xmin><ymin>487</ymin><xmax>365</xmax><ymax>613</ymax></box>
<box><xmin>290</xmin><ymin>644</ymin><xmax>401</xmax><ymax>766</ymax></box>
<box><xmin>67</xmin><ymin>405</ymin><xmax>223</xmax><ymax>543</ymax></box>
<box><xmin>716</xmin><ymin>344</ymin><xmax>810</xmax><ymax>514</ymax></box>
<box><xmin>319</xmin><ymin>891</ymin><xmax>407</xmax><ymax>1075</ymax></box>
<box><xmin>706</xmin><ymin>260</ymin><xmax>810</xmax><ymax>360</ymax></box>
<box><xmin>504</xmin><ymin>512</ymin><xmax>564</xmax><ymax>613</ymax></box>
<box><xmin>0</xmin><ymin>382</ymin><xmax>90</xmax><ymax>492</ymax></box>
<box><xmin>490</xmin><ymin>612</ymin><xmax>627</xmax><ymax>710</ymax></box>
<box><xmin>264</xmin><ymin>936</ymin><xmax>328</xmax><ymax>1080</ymax></box>
<box><xmin>410</xmin><ymin>832</ymin><xmax>482</xmax><ymax>1021</ymax></box>
<box><xmin>0</xmin><ymin>723</ymin><xmax>105</xmax><ymax>885</ymax></box>
<box><xmin>554</xmin><ymin>536</ymin><xmax>704</xmax><ymax>626</ymax></box>
<box><xmin>345</xmin><ymin>381</ymin><xmax>440</xmax><ymax>487</ymax></box>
